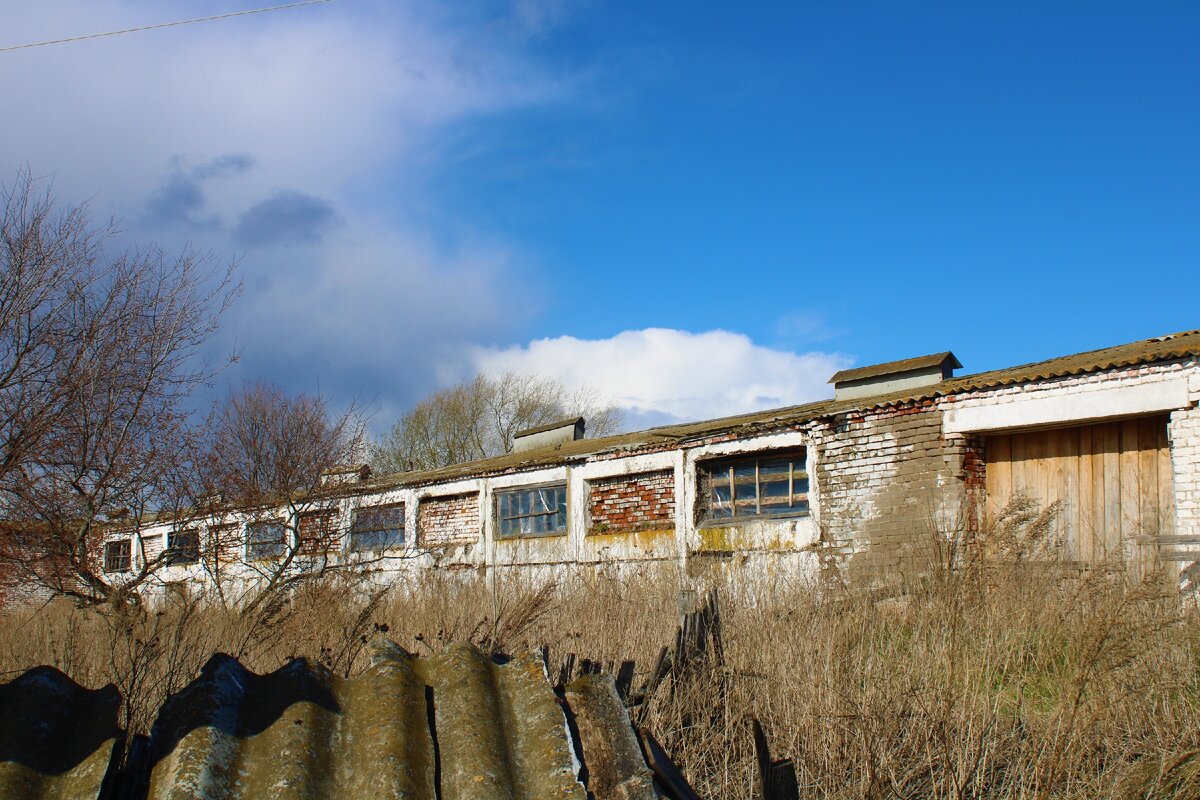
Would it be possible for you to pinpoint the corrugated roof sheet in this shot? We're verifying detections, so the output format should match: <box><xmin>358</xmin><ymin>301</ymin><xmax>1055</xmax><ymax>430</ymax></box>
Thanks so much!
<box><xmin>0</xmin><ymin>667</ymin><xmax>121</xmax><ymax>800</ymax></box>
<box><xmin>828</xmin><ymin>351</ymin><xmax>961</xmax><ymax>385</ymax></box>
<box><xmin>142</xmin><ymin>642</ymin><xmax>583</xmax><ymax>800</ymax></box>
<box><xmin>938</xmin><ymin>328</ymin><xmax>1200</xmax><ymax>394</ymax></box>
<box><xmin>0</xmin><ymin>641</ymin><xmax>666</xmax><ymax>800</ymax></box>
<box><xmin>352</xmin><ymin>328</ymin><xmax>1200</xmax><ymax>489</ymax></box>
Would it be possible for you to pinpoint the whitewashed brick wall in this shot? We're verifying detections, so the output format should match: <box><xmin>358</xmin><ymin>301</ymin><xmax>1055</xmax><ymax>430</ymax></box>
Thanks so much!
<box><xmin>1170</xmin><ymin>367</ymin><xmax>1200</xmax><ymax>540</ymax></box>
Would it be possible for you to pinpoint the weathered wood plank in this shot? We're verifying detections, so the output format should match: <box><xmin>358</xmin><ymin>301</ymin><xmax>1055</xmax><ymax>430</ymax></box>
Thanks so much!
<box><xmin>1101</xmin><ymin>421</ymin><xmax>1122</xmax><ymax>559</ymax></box>
<box><xmin>1155</xmin><ymin>549</ymin><xmax>1200</xmax><ymax>562</ymax></box>
<box><xmin>986</xmin><ymin>435</ymin><xmax>1012</xmax><ymax>521</ymax></box>
<box><xmin>1078</xmin><ymin>424</ymin><xmax>1097</xmax><ymax>560</ymax></box>
<box><xmin>1057</xmin><ymin>426</ymin><xmax>1080</xmax><ymax>558</ymax></box>
<box><xmin>1138</xmin><ymin>535</ymin><xmax>1200</xmax><ymax>545</ymax></box>
<box><xmin>984</xmin><ymin>415</ymin><xmax>1175</xmax><ymax>567</ymax></box>
<box><xmin>1121</xmin><ymin>418</ymin><xmax>1144</xmax><ymax>569</ymax></box>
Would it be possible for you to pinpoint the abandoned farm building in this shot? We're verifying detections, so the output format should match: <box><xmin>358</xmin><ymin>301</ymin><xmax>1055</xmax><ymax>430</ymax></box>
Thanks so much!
<box><xmin>64</xmin><ymin>329</ymin><xmax>1200</xmax><ymax>597</ymax></box>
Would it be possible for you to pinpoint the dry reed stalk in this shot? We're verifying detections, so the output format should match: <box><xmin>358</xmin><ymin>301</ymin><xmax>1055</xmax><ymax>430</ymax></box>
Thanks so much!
<box><xmin>0</xmin><ymin>501</ymin><xmax>1196</xmax><ymax>797</ymax></box>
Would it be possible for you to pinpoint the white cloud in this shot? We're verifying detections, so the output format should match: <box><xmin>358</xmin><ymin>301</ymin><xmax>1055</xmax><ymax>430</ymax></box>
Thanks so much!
<box><xmin>1</xmin><ymin>2</ymin><xmax>566</xmax><ymax>204</ymax></box>
<box><xmin>470</xmin><ymin>328</ymin><xmax>853</xmax><ymax>426</ymax></box>
<box><xmin>0</xmin><ymin>1</ymin><xmax>576</xmax><ymax>421</ymax></box>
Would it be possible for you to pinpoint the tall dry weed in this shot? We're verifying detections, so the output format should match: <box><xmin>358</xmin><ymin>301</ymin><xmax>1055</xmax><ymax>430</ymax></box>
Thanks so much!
<box><xmin>0</xmin><ymin>502</ymin><xmax>1197</xmax><ymax>798</ymax></box>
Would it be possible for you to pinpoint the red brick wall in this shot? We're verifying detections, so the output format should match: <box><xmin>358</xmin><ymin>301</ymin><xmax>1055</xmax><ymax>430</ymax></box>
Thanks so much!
<box><xmin>417</xmin><ymin>494</ymin><xmax>480</xmax><ymax>546</ymax></box>
<box><xmin>588</xmin><ymin>470</ymin><xmax>675</xmax><ymax>534</ymax></box>
<box><xmin>298</xmin><ymin>509</ymin><xmax>340</xmax><ymax>555</ymax></box>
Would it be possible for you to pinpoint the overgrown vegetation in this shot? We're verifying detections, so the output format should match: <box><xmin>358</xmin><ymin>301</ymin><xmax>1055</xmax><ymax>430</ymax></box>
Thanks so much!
<box><xmin>1</xmin><ymin>501</ymin><xmax>1198</xmax><ymax>798</ymax></box>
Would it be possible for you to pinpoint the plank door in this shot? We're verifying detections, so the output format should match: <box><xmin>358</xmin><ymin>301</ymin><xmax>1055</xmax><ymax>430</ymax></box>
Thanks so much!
<box><xmin>984</xmin><ymin>415</ymin><xmax>1175</xmax><ymax>563</ymax></box>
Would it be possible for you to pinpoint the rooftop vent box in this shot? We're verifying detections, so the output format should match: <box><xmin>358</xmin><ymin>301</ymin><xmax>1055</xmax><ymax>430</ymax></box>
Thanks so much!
<box><xmin>829</xmin><ymin>352</ymin><xmax>962</xmax><ymax>401</ymax></box>
<box><xmin>320</xmin><ymin>463</ymin><xmax>372</xmax><ymax>487</ymax></box>
<box><xmin>512</xmin><ymin>417</ymin><xmax>585</xmax><ymax>453</ymax></box>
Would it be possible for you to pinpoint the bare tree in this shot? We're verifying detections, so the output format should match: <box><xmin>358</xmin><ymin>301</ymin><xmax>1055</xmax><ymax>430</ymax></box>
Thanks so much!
<box><xmin>193</xmin><ymin>382</ymin><xmax>370</xmax><ymax>614</ymax></box>
<box><xmin>0</xmin><ymin>168</ymin><xmax>239</xmax><ymax>607</ymax></box>
<box><xmin>372</xmin><ymin>371</ymin><xmax>623</xmax><ymax>473</ymax></box>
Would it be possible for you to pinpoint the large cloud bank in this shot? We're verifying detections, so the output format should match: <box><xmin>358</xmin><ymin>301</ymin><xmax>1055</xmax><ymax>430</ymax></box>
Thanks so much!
<box><xmin>472</xmin><ymin>328</ymin><xmax>851</xmax><ymax>427</ymax></box>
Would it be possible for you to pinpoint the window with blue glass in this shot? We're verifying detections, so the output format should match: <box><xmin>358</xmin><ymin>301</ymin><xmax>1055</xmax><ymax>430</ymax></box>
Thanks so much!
<box><xmin>699</xmin><ymin>449</ymin><xmax>809</xmax><ymax>522</ymax></box>
<box><xmin>350</xmin><ymin>504</ymin><xmax>405</xmax><ymax>551</ymax></box>
<box><xmin>496</xmin><ymin>484</ymin><xmax>568</xmax><ymax>538</ymax></box>
<box><xmin>247</xmin><ymin>521</ymin><xmax>286</xmax><ymax>560</ymax></box>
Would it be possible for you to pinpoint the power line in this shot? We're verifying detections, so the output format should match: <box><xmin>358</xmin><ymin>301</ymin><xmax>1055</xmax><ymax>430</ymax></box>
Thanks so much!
<box><xmin>0</xmin><ymin>0</ymin><xmax>333</xmax><ymax>54</ymax></box>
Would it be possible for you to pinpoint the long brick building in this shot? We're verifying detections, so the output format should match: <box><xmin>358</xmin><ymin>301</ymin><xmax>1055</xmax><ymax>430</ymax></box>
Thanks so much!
<box><xmin>85</xmin><ymin>328</ymin><xmax>1200</xmax><ymax>596</ymax></box>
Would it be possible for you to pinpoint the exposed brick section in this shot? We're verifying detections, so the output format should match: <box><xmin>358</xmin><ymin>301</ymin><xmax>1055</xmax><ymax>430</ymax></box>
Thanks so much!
<box><xmin>809</xmin><ymin>399</ymin><xmax>966</xmax><ymax>575</ymax></box>
<box><xmin>588</xmin><ymin>470</ymin><xmax>675</xmax><ymax>534</ymax></box>
<box><xmin>298</xmin><ymin>509</ymin><xmax>340</xmax><ymax>555</ymax></box>
<box><xmin>418</xmin><ymin>493</ymin><xmax>480</xmax><ymax>546</ymax></box>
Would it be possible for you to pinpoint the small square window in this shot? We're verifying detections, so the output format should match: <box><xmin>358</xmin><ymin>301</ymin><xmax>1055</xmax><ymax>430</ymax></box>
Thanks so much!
<box><xmin>247</xmin><ymin>521</ymin><xmax>286</xmax><ymax>561</ymax></box>
<box><xmin>698</xmin><ymin>449</ymin><xmax>809</xmax><ymax>523</ymax></box>
<box><xmin>166</xmin><ymin>529</ymin><xmax>200</xmax><ymax>565</ymax></box>
<box><xmin>496</xmin><ymin>484</ymin><xmax>567</xmax><ymax>538</ymax></box>
<box><xmin>104</xmin><ymin>539</ymin><xmax>132</xmax><ymax>573</ymax></box>
<box><xmin>350</xmin><ymin>504</ymin><xmax>405</xmax><ymax>551</ymax></box>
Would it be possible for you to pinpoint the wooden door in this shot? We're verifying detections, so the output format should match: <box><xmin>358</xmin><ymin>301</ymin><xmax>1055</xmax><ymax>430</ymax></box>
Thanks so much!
<box><xmin>984</xmin><ymin>415</ymin><xmax>1175</xmax><ymax>562</ymax></box>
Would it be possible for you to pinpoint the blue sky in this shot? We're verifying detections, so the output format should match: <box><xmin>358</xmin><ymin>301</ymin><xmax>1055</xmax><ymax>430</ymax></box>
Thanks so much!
<box><xmin>2</xmin><ymin>2</ymin><xmax>1197</xmax><ymax>430</ymax></box>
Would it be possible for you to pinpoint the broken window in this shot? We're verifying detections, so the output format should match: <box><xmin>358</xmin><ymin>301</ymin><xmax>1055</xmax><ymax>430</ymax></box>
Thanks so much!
<box><xmin>247</xmin><ymin>521</ymin><xmax>287</xmax><ymax>561</ymax></box>
<box><xmin>166</xmin><ymin>529</ymin><xmax>200</xmax><ymax>565</ymax></box>
<box><xmin>104</xmin><ymin>539</ymin><xmax>132</xmax><ymax>573</ymax></box>
<box><xmin>350</xmin><ymin>504</ymin><xmax>405</xmax><ymax>551</ymax></box>
<box><xmin>698</xmin><ymin>449</ymin><xmax>809</xmax><ymax>522</ymax></box>
<box><xmin>496</xmin><ymin>484</ymin><xmax>568</xmax><ymax>538</ymax></box>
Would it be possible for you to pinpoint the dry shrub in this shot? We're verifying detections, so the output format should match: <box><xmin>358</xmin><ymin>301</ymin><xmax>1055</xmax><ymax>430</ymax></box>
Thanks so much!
<box><xmin>635</xmin><ymin>500</ymin><xmax>1200</xmax><ymax>799</ymax></box>
<box><xmin>0</xmin><ymin>503</ymin><xmax>1197</xmax><ymax>799</ymax></box>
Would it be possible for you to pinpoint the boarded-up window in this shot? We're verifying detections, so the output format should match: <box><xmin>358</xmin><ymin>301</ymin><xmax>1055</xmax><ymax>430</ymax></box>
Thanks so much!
<box><xmin>208</xmin><ymin>522</ymin><xmax>241</xmax><ymax>563</ymax></box>
<box><xmin>417</xmin><ymin>494</ymin><xmax>480</xmax><ymax>546</ymax></box>
<box><xmin>141</xmin><ymin>534</ymin><xmax>165</xmax><ymax>563</ymax></box>
<box><xmin>985</xmin><ymin>415</ymin><xmax>1175</xmax><ymax>561</ymax></box>
<box><xmin>588</xmin><ymin>470</ymin><xmax>675</xmax><ymax>534</ymax></box>
<box><xmin>698</xmin><ymin>449</ymin><xmax>809</xmax><ymax>522</ymax></box>
<box><xmin>104</xmin><ymin>539</ymin><xmax>131</xmax><ymax>573</ymax></box>
<box><xmin>298</xmin><ymin>510</ymin><xmax>340</xmax><ymax>555</ymax></box>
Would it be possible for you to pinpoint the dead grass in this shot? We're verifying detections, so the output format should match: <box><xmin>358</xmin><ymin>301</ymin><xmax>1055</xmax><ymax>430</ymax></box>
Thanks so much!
<box><xmin>1</xmin><ymin>502</ymin><xmax>1199</xmax><ymax>798</ymax></box>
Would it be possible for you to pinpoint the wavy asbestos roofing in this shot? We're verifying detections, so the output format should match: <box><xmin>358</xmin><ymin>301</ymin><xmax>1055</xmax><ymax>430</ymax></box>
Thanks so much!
<box><xmin>0</xmin><ymin>667</ymin><xmax>121</xmax><ymax>800</ymax></box>
<box><xmin>0</xmin><ymin>641</ymin><xmax>660</xmax><ymax>799</ymax></box>
<box><xmin>140</xmin><ymin>641</ymin><xmax>584</xmax><ymax>800</ymax></box>
<box><xmin>358</xmin><ymin>328</ymin><xmax>1200</xmax><ymax>490</ymax></box>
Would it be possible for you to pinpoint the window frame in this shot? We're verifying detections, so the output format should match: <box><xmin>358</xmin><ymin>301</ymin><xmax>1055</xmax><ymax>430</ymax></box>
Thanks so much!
<box><xmin>104</xmin><ymin>538</ymin><xmax>132</xmax><ymax>573</ymax></box>
<box><xmin>246</xmin><ymin>520</ymin><xmax>287</xmax><ymax>561</ymax></box>
<box><xmin>349</xmin><ymin>503</ymin><xmax>405</xmax><ymax>552</ymax></box>
<box><xmin>696</xmin><ymin>448</ymin><xmax>810</xmax><ymax>525</ymax></box>
<box><xmin>495</xmin><ymin>481</ymin><xmax>569</xmax><ymax>539</ymax></box>
<box><xmin>165</xmin><ymin>529</ymin><xmax>201</xmax><ymax>565</ymax></box>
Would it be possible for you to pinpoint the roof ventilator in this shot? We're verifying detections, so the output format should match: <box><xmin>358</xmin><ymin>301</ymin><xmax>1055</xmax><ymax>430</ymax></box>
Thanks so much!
<box><xmin>512</xmin><ymin>417</ymin><xmax>586</xmax><ymax>453</ymax></box>
<box><xmin>829</xmin><ymin>352</ymin><xmax>962</xmax><ymax>401</ymax></box>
